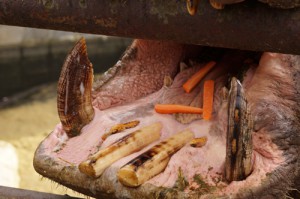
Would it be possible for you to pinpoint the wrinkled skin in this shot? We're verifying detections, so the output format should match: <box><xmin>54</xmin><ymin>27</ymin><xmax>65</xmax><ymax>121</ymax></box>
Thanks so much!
<box><xmin>212</xmin><ymin>0</ymin><xmax>300</xmax><ymax>8</ymax></box>
<box><xmin>34</xmin><ymin>39</ymin><xmax>300</xmax><ymax>198</ymax></box>
<box><xmin>235</xmin><ymin>53</ymin><xmax>300</xmax><ymax>198</ymax></box>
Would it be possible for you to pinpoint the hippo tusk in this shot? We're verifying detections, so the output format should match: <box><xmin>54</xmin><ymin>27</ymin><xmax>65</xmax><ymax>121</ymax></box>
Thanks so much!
<box><xmin>225</xmin><ymin>77</ymin><xmax>253</xmax><ymax>182</ymax></box>
<box><xmin>57</xmin><ymin>38</ymin><xmax>95</xmax><ymax>137</ymax></box>
<box><xmin>186</xmin><ymin>0</ymin><xmax>200</xmax><ymax>15</ymax></box>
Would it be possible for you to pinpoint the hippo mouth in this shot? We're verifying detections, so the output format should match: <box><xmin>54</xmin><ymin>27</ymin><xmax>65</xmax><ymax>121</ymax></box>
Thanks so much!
<box><xmin>33</xmin><ymin>38</ymin><xmax>300</xmax><ymax>198</ymax></box>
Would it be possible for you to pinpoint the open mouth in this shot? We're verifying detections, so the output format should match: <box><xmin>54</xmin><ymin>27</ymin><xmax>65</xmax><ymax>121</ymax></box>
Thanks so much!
<box><xmin>33</xmin><ymin>38</ymin><xmax>300</xmax><ymax>198</ymax></box>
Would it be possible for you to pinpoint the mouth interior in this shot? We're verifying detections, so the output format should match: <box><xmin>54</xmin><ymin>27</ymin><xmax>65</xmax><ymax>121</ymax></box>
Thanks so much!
<box><xmin>42</xmin><ymin>40</ymin><xmax>284</xmax><ymax>195</ymax></box>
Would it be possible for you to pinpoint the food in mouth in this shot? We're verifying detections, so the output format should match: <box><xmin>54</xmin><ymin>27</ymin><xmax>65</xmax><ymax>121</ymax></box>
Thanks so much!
<box><xmin>101</xmin><ymin>120</ymin><xmax>140</xmax><ymax>141</ymax></box>
<box><xmin>190</xmin><ymin>136</ymin><xmax>207</xmax><ymax>148</ymax></box>
<box><xmin>33</xmin><ymin>38</ymin><xmax>300</xmax><ymax>198</ymax></box>
<box><xmin>79</xmin><ymin>122</ymin><xmax>161</xmax><ymax>178</ymax></box>
<box><xmin>118</xmin><ymin>130</ymin><xmax>194</xmax><ymax>187</ymax></box>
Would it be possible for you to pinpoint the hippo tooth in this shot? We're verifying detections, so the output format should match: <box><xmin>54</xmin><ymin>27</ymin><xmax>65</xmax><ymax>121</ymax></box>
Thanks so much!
<box><xmin>209</xmin><ymin>0</ymin><xmax>225</xmax><ymax>9</ymax></box>
<box><xmin>179</xmin><ymin>62</ymin><xmax>188</xmax><ymax>72</ymax></box>
<box><xmin>186</xmin><ymin>0</ymin><xmax>200</xmax><ymax>16</ymax></box>
<box><xmin>221</xmin><ymin>87</ymin><xmax>229</xmax><ymax>101</ymax></box>
<box><xmin>163</xmin><ymin>76</ymin><xmax>173</xmax><ymax>87</ymax></box>
<box><xmin>117</xmin><ymin>130</ymin><xmax>194</xmax><ymax>187</ymax></box>
<box><xmin>225</xmin><ymin>77</ymin><xmax>253</xmax><ymax>182</ymax></box>
<box><xmin>57</xmin><ymin>38</ymin><xmax>95</xmax><ymax>137</ymax></box>
<box><xmin>79</xmin><ymin>123</ymin><xmax>162</xmax><ymax>178</ymax></box>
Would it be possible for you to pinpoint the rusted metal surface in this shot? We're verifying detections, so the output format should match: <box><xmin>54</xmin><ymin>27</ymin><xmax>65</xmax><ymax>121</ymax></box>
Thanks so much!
<box><xmin>0</xmin><ymin>1</ymin><xmax>299</xmax><ymax>54</ymax></box>
<box><xmin>0</xmin><ymin>186</ymin><xmax>82</xmax><ymax>199</ymax></box>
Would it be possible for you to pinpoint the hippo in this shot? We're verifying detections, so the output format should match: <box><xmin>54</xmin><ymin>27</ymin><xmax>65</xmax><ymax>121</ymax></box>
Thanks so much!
<box><xmin>33</xmin><ymin>0</ymin><xmax>300</xmax><ymax>198</ymax></box>
<box><xmin>33</xmin><ymin>37</ymin><xmax>300</xmax><ymax>198</ymax></box>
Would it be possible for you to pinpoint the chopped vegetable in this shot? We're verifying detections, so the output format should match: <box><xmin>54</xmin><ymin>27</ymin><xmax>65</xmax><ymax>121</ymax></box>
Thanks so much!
<box><xmin>117</xmin><ymin>130</ymin><xmax>194</xmax><ymax>187</ymax></box>
<box><xmin>203</xmin><ymin>80</ymin><xmax>215</xmax><ymax>120</ymax></box>
<box><xmin>102</xmin><ymin>120</ymin><xmax>140</xmax><ymax>140</ymax></box>
<box><xmin>190</xmin><ymin>136</ymin><xmax>207</xmax><ymax>148</ymax></box>
<box><xmin>155</xmin><ymin>104</ymin><xmax>203</xmax><ymax>114</ymax></box>
<box><xmin>80</xmin><ymin>123</ymin><xmax>162</xmax><ymax>178</ymax></box>
<box><xmin>183</xmin><ymin>61</ymin><xmax>216</xmax><ymax>93</ymax></box>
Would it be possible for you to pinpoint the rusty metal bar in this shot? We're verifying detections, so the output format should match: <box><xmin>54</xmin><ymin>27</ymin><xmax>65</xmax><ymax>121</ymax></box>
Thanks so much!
<box><xmin>0</xmin><ymin>186</ymin><xmax>82</xmax><ymax>199</ymax></box>
<box><xmin>0</xmin><ymin>0</ymin><xmax>299</xmax><ymax>54</ymax></box>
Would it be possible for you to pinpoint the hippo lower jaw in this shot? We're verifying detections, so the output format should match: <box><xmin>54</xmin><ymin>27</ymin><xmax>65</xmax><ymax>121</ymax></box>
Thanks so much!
<box><xmin>33</xmin><ymin>39</ymin><xmax>300</xmax><ymax>198</ymax></box>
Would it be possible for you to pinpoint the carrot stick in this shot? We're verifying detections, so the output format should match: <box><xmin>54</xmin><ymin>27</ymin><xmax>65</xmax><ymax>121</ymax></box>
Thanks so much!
<box><xmin>203</xmin><ymin>80</ymin><xmax>215</xmax><ymax>120</ymax></box>
<box><xmin>183</xmin><ymin>61</ymin><xmax>216</xmax><ymax>93</ymax></box>
<box><xmin>155</xmin><ymin>104</ymin><xmax>203</xmax><ymax>114</ymax></box>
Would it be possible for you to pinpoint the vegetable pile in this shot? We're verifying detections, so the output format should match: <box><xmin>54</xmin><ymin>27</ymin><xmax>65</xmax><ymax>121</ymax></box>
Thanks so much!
<box><xmin>155</xmin><ymin>61</ymin><xmax>216</xmax><ymax>121</ymax></box>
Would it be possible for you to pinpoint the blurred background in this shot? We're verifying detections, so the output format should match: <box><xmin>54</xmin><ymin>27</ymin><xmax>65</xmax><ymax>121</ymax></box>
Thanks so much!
<box><xmin>0</xmin><ymin>25</ymin><xmax>131</xmax><ymax>197</ymax></box>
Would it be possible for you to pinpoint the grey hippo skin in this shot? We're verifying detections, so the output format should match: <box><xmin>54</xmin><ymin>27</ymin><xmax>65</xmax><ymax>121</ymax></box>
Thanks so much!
<box><xmin>212</xmin><ymin>0</ymin><xmax>300</xmax><ymax>8</ymax></box>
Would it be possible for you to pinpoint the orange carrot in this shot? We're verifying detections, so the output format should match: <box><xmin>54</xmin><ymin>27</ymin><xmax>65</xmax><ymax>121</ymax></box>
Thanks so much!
<box><xmin>203</xmin><ymin>80</ymin><xmax>215</xmax><ymax>120</ymax></box>
<box><xmin>155</xmin><ymin>104</ymin><xmax>203</xmax><ymax>114</ymax></box>
<box><xmin>183</xmin><ymin>61</ymin><xmax>216</xmax><ymax>93</ymax></box>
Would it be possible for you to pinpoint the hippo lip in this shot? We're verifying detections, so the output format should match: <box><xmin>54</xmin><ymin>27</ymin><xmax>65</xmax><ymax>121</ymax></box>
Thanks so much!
<box><xmin>33</xmin><ymin>39</ymin><xmax>300</xmax><ymax>199</ymax></box>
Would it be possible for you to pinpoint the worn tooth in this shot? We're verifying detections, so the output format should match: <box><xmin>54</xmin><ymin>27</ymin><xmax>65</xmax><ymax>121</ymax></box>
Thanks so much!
<box><xmin>163</xmin><ymin>76</ymin><xmax>173</xmax><ymax>87</ymax></box>
<box><xmin>188</xmin><ymin>59</ymin><xmax>196</xmax><ymax>66</ymax></box>
<box><xmin>186</xmin><ymin>0</ymin><xmax>200</xmax><ymax>16</ymax></box>
<box><xmin>79</xmin><ymin>123</ymin><xmax>162</xmax><ymax>178</ymax></box>
<box><xmin>209</xmin><ymin>0</ymin><xmax>225</xmax><ymax>9</ymax></box>
<box><xmin>117</xmin><ymin>130</ymin><xmax>194</xmax><ymax>187</ymax></box>
<box><xmin>225</xmin><ymin>77</ymin><xmax>253</xmax><ymax>182</ymax></box>
<box><xmin>221</xmin><ymin>87</ymin><xmax>229</xmax><ymax>101</ymax></box>
<box><xmin>57</xmin><ymin>38</ymin><xmax>94</xmax><ymax>137</ymax></box>
<box><xmin>180</xmin><ymin>62</ymin><xmax>188</xmax><ymax>72</ymax></box>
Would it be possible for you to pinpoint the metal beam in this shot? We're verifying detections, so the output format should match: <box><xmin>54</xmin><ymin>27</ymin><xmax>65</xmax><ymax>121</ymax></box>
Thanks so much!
<box><xmin>0</xmin><ymin>186</ymin><xmax>82</xmax><ymax>199</ymax></box>
<box><xmin>0</xmin><ymin>0</ymin><xmax>299</xmax><ymax>54</ymax></box>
